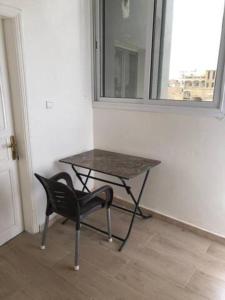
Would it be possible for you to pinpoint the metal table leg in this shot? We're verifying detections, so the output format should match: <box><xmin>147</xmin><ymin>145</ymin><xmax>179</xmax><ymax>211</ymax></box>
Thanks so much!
<box><xmin>117</xmin><ymin>177</ymin><xmax>152</xmax><ymax>219</ymax></box>
<box><xmin>69</xmin><ymin>166</ymin><xmax>151</xmax><ymax>251</ymax></box>
<box><xmin>118</xmin><ymin>170</ymin><xmax>150</xmax><ymax>251</ymax></box>
<box><xmin>72</xmin><ymin>165</ymin><xmax>91</xmax><ymax>192</ymax></box>
<box><xmin>82</xmin><ymin>169</ymin><xmax>91</xmax><ymax>192</ymax></box>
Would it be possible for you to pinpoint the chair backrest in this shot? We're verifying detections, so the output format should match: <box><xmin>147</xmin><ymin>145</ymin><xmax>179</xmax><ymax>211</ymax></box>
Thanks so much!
<box><xmin>35</xmin><ymin>173</ymin><xmax>79</xmax><ymax>219</ymax></box>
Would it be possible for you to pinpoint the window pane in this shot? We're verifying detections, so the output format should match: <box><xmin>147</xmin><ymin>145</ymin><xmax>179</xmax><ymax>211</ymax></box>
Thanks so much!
<box><xmin>157</xmin><ymin>0</ymin><xmax>224</xmax><ymax>101</ymax></box>
<box><xmin>101</xmin><ymin>0</ymin><xmax>151</xmax><ymax>99</ymax></box>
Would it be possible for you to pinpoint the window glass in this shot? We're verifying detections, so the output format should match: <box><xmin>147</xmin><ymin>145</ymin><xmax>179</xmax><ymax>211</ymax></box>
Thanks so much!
<box><xmin>158</xmin><ymin>0</ymin><xmax>224</xmax><ymax>102</ymax></box>
<box><xmin>101</xmin><ymin>0</ymin><xmax>151</xmax><ymax>99</ymax></box>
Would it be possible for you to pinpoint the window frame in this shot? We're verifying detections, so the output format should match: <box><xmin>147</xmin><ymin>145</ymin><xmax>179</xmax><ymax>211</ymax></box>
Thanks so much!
<box><xmin>92</xmin><ymin>0</ymin><xmax>225</xmax><ymax>117</ymax></box>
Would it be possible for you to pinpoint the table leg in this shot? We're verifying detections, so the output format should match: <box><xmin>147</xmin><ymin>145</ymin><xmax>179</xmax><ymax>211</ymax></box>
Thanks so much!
<box><xmin>119</xmin><ymin>177</ymin><xmax>152</xmax><ymax>219</ymax></box>
<box><xmin>69</xmin><ymin>165</ymin><xmax>151</xmax><ymax>252</ymax></box>
<box><xmin>82</xmin><ymin>169</ymin><xmax>91</xmax><ymax>192</ymax></box>
<box><xmin>118</xmin><ymin>170</ymin><xmax>150</xmax><ymax>251</ymax></box>
<box><xmin>72</xmin><ymin>165</ymin><xmax>91</xmax><ymax>192</ymax></box>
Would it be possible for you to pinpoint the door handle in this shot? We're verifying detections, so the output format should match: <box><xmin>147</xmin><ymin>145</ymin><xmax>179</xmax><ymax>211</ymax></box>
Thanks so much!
<box><xmin>7</xmin><ymin>136</ymin><xmax>19</xmax><ymax>160</ymax></box>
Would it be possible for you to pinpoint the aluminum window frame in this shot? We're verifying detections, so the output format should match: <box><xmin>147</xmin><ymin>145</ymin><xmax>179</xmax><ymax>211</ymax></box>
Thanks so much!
<box><xmin>92</xmin><ymin>0</ymin><xmax>225</xmax><ymax>116</ymax></box>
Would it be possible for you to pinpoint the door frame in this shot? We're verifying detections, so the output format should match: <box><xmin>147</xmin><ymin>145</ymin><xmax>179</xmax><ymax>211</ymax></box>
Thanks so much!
<box><xmin>0</xmin><ymin>4</ymin><xmax>38</xmax><ymax>233</ymax></box>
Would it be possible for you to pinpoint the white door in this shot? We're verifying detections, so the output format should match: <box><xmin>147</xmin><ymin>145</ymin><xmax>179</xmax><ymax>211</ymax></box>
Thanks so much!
<box><xmin>0</xmin><ymin>19</ymin><xmax>23</xmax><ymax>245</ymax></box>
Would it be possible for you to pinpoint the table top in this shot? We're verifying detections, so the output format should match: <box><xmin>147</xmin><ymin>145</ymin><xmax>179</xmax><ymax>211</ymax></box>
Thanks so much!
<box><xmin>60</xmin><ymin>149</ymin><xmax>161</xmax><ymax>180</ymax></box>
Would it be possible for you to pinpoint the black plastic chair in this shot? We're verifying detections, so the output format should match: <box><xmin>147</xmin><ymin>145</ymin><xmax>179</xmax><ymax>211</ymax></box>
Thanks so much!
<box><xmin>35</xmin><ymin>172</ymin><xmax>113</xmax><ymax>271</ymax></box>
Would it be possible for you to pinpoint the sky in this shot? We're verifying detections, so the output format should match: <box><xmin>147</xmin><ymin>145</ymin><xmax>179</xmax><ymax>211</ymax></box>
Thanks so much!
<box><xmin>169</xmin><ymin>0</ymin><xmax>225</xmax><ymax>79</ymax></box>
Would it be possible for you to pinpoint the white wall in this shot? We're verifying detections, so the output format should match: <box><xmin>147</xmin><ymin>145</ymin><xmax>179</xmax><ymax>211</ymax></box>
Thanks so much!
<box><xmin>3</xmin><ymin>0</ymin><xmax>225</xmax><ymax>240</ymax></box>
<box><xmin>94</xmin><ymin>108</ymin><xmax>225</xmax><ymax>237</ymax></box>
<box><xmin>0</xmin><ymin>0</ymin><xmax>93</xmax><ymax>227</ymax></box>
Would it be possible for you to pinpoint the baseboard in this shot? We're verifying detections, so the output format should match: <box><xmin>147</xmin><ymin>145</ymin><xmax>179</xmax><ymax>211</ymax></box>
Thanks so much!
<box><xmin>114</xmin><ymin>197</ymin><xmax>225</xmax><ymax>245</ymax></box>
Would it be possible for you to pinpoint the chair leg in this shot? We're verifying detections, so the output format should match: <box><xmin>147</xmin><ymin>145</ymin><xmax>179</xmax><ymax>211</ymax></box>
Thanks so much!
<box><xmin>74</xmin><ymin>228</ymin><xmax>80</xmax><ymax>271</ymax></box>
<box><xmin>40</xmin><ymin>215</ymin><xmax>49</xmax><ymax>250</ymax></box>
<box><xmin>106</xmin><ymin>207</ymin><xmax>113</xmax><ymax>242</ymax></box>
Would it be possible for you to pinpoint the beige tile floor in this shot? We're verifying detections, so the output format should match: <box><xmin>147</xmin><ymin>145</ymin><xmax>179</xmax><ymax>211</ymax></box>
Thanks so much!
<box><xmin>1</xmin><ymin>208</ymin><xmax>225</xmax><ymax>300</ymax></box>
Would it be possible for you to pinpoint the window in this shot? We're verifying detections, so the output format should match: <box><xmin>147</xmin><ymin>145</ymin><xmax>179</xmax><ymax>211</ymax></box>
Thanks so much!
<box><xmin>193</xmin><ymin>81</ymin><xmax>199</xmax><ymax>87</ymax></box>
<box><xmin>201</xmin><ymin>81</ymin><xmax>205</xmax><ymax>87</ymax></box>
<box><xmin>184</xmin><ymin>91</ymin><xmax>191</xmax><ymax>99</ymax></box>
<box><xmin>94</xmin><ymin>0</ymin><xmax>225</xmax><ymax>112</ymax></box>
<box><xmin>114</xmin><ymin>47</ymin><xmax>139</xmax><ymax>98</ymax></box>
<box><xmin>98</xmin><ymin>0</ymin><xmax>149</xmax><ymax>99</ymax></box>
<box><xmin>207</xmin><ymin>71</ymin><xmax>211</xmax><ymax>80</ymax></box>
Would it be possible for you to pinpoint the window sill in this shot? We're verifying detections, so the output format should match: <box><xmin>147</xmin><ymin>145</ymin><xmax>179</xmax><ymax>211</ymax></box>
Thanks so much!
<box><xmin>93</xmin><ymin>100</ymin><xmax>225</xmax><ymax>119</ymax></box>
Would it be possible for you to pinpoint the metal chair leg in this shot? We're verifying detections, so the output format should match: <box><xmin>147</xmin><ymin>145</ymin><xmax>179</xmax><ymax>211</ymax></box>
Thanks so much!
<box><xmin>74</xmin><ymin>229</ymin><xmax>80</xmax><ymax>271</ymax></box>
<box><xmin>106</xmin><ymin>207</ymin><xmax>113</xmax><ymax>242</ymax></box>
<box><xmin>40</xmin><ymin>215</ymin><xmax>49</xmax><ymax>250</ymax></box>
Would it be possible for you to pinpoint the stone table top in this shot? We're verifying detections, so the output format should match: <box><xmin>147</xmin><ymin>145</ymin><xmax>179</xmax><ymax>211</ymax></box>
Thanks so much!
<box><xmin>60</xmin><ymin>149</ymin><xmax>161</xmax><ymax>180</ymax></box>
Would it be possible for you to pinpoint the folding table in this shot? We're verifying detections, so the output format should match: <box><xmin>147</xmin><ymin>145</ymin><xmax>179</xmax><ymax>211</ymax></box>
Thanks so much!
<box><xmin>60</xmin><ymin>149</ymin><xmax>161</xmax><ymax>251</ymax></box>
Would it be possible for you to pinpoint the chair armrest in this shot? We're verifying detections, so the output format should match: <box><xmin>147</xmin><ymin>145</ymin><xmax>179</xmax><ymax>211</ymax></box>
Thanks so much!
<box><xmin>50</xmin><ymin>172</ymin><xmax>74</xmax><ymax>190</ymax></box>
<box><xmin>79</xmin><ymin>185</ymin><xmax>113</xmax><ymax>208</ymax></box>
